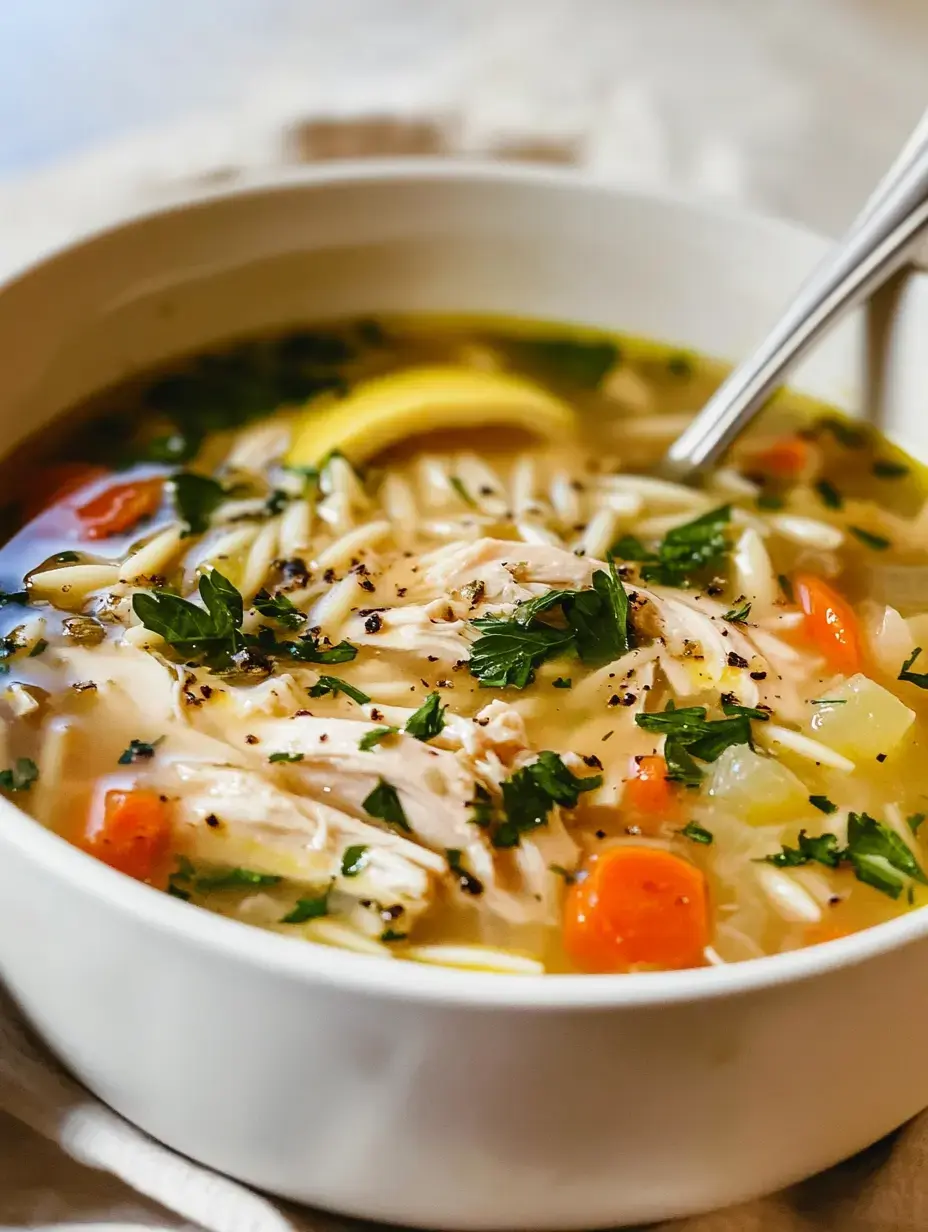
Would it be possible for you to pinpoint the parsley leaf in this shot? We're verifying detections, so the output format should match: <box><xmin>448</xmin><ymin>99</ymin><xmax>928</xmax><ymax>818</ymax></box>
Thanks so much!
<box><xmin>678</xmin><ymin>821</ymin><xmax>713</xmax><ymax>845</ymax></box>
<box><xmin>610</xmin><ymin>533</ymin><xmax>653</xmax><ymax>561</ymax></box>
<box><xmin>28</xmin><ymin>639</ymin><xmax>48</xmax><ymax>658</ymax></box>
<box><xmin>763</xmin><ymin>830</ymin><xmax>843</xmax><ymax>869</ymax></box>
<box><xmin>846</xmin><ymin>811</ymin><xmax>927</xmax><ymax>898</ymax></box>
<box><xmin>171</xmin><ymin>472</ymin><xmax>228</xmax><ymax>534</ymax></box>
<box><xmin>908</xmin><ymin>813</ymin><xmax>926</xmax><ymax>836</ymax></box>
<box><xmin>280</xmin><ymin>892</ymin><xmax>329</xmax><ymax>923</ymax></box>
<box><xmin>341</xmin><ymin>845</ymin><xmax>369</xmax><ymax>877</ymax></box>
<box><xmin>449</xmin><ymin>476</ymin><xmax>477</xmax><ymax>507</ymax></box>
<box><xmin>721</xmin><ymin>700</ymin><xmax>769</xmax><ymax>721</ymax></box>
<box><xmin>253</xmin><ymin>589</ymin><xmax>305</xmax><ymax>630</ymax></box>
<box><xmin>194</xmin><ymin>866</ymin><xmax>282</xmax><ymax>892</ymax></box>
<box><xmin>468</xmin><ymin>618</ymin><xmax>573</xmax><ymax>688</ymax></box>
<box><xmin>814</xmin><ymin>479</ymin><xmax>843</xmax><ymax>510</ymax></box>
<box><xmin>552</xmin><ymin>676</ymin><xmax>572</xmax><ymax>689</ymax></box>
<box><xmin>723</xmin><ymin>601</ymin><xmax>752</xmax><ymax>623</ymax></box>
<box><xmin>809</xmin><ymin>795</ymin><xmax>838</xmax><ymax>815</ymax></box>
<box><xmin>513</xmin><ymin>337</ymin><xmax>618</xmax><ymax>388</ymax></box>
<box><xmin>850</xmin><ymin>526</ymin><xmax>891</xmax><ymax>551</ymax></box>
<box><xmin>664</xmin><ymin>737</ymin><xmax>704</xmax><ymax>786</ymax></box>
<box><xmin>404</xmin><ymin>692</ymin><xmax>446</xmax><ymax>742</ymax></box>
<box><xmin>308</xmin><ymin>676</ymin><xmax>370</xmax><ymax>704</ymax></box>
<box><xmin>0</xmin><ymin>757</ymin><xmax>38</xmax><ymax>793</ymax></box>
<box><xmin>636</xmin><ymin>701</ymin><xmax>754</xmax><ymax>779</ymax></box>
<box><xmin>359</xmin><ymin>726</ymin><xmax>398</xmax><ymax>750</ymax></box>
<box><xmin>132</xmin><ymin>568</ymin><xmax>243</xmax><ymax>660</ymax></box>
<box><xmin>468</xmin><ymin>783</ymin><xmax>494</xmax><ymax>828</ymax></box>
<box><xmin>640</xmin><ymin>505</ymin><xmax>731</xmax><ymax>588</ymax></box>
<box><xmin>363</xmin><ymin>778</ymin><xmax>411</xmax><ymax>831</ymax></box>
<box><xmin>117</xmin><ymin>737</ymin><xmax>163</xmax><ymax>764</ymax></box>
<box><xmin>899</xmin><ymin>647</ymin><xmax>928</xmax><ymax>689</ymax></box>
<box><xmin>494</xmin><ymin>752</ymin><xmax>601</xmax><ymax>848</ymax></box>
<box><xmin>568</xmin><ymin>562</ymin><xmax>632</xmax><ymax>664</ymax></box>
<box><xmin>268</xmin><ymin>751</ymin><xmax>304</xmax><ymax>764</ymax></box>
<box><xmin>267</xmin><ymin>633</ymin><xmax>357</xmax><ymax>665</ymax></box>
<box><xmin>873</xmin><ymin>459</ymin><xmax>909</xmax><ymax>479</ymax></box>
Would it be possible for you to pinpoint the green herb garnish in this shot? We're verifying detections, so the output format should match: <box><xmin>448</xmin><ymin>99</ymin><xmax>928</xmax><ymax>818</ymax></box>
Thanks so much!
<box><xmin>280</xmin><ymin>892</ymin><xmax>329</xmax><ymax>924</ymax></box>
<box><xmin>678</xmin><ymin>821</ymin><xmax>713</xmax><ymax>845</ymax></box>
<box><xmin>552</xmin><ymin>677</ymin><xmax>572</xmax><ymax>689</ymax></box>
<box><xmin>756</xmin><ymin>493</ymin><xmax>785</xmax><ymax>511</ymax></box>
<box><xmin>132</xmin><ymin>568</ymin><xmax>243</xmax><ymax>661</ymax></box>
<box><xmin>763</xmin><ymin>830</ymin><xmax>843</xmax><ymax>869</ymax></box>
<box><xmin>908</xmin><ymin>813</ymin><xmax>926</xmax><ymax>836</ymax></box>
<box><xmin>640</xmin><ymin>505</ymin><xmax>731</xmax><ymax>588</ymax></box>
<box><xmin>253</xmin><ymin>589</ymin><xmax>305</xmax><ymax>630</ymax></box>
<box><xmin>449</xmin><ymin>476</ymin><xmax>477</xmax><ymax>508</ymax></box>
<box><xmin>899</xmin><ymin>647</ymin><xmax>928</xmax><ymax>689</ymax></box>
<box><xmin>814</xmin><ymin>479</ymin><xmax>843</xmax><ymax>510</ymax></box>
<box><xmin>778</xmin><ymin>573</ymin><xmax>795</xmax><ymax>602</ymax></box>
<box><xmin>404</xmin><ymin>692</ymin><xmax>446</xmax><ymax>742</ymax></box>
<box><xmin>469</xmin><ymin>783</ymin><xmax>495</xmax><ymax>828</ymax></box>
<box><xmin>0</xmin><ymin>757</ymin><xmax>38</xmax><ymax>793</ymax></box>
<box><xmin>381</xmin><ymin>928</ymin><xmax>408</xmax><ymax>943</ymax></box>
<box><xmin>308</xmin><ymin>676</ymin><xmax>371</xmax><ymax>705</ymax></box>
<box><xmin>341</xmin><ymin>845</ymin><xmax>369</xmax><ymax>877</ymax></box>
<box><xmin>117</xmin><ymin>737</ymin><xmax>163</xmax><ymax>765</ymax></box>
<box><xmin>171</xmin><ymin>472</ymin><xmax>228</xmax><ymax>534</ymax></box>
<box><xmin>268</xmin><ymin>751</ymin><xmax>304</xmax><ymax>764</ymax></box>
<box><xmin>850</xmin><ymin>526</ymin><xmax>891</xmax><ymax>551</ymax></box>
<box><xmin>873</xmin><ymin>459</ymin><xmax>909</xmax><ymax>479</ymax></box>
<box><xmin>514</xmin><ymin>336</ymin><xmax>618</xmax><ymax>388</ymax></box>
<box><xmin>362</xmin><ymin>779</ymin><xmax>411</xmax><ymax>832</ymax></box>
<box><xmin>636</xmin><ymin>701</ymin><xmax>755</xmax><ymax>784</ymax></box>
<box><xmin>359</xmin><ymin>726</ymin><xmax>398</xmax><ymax>751</ymax></box>
<box><xmin>493</xmin><ymin>752</ymin><xmax>601</xmax><ymax>848</ymax></box>
<box><xmin>809</xmin><ymin>795</ymin><xmax>838</xmax><ymax>815</ymax></box>
<box><xmin>28</xmin><ymin>639</ymin><xmax>48</xmax><ymax>658</ymax></box>
<box><xmin>722</xmin><ymin>601</ymin><xmax>752</xmax><ymax>624</ymax></box>
<box><xmin>194</xmin><ymin>867</ymin><xmax>282</xmax><ymax>892</ymax></box>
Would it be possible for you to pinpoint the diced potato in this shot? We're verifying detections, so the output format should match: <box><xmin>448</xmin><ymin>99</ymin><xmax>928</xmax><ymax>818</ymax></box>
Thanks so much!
<box><xmin>810</xmin><ymin>673</ymin><xmax>915</xmax><ymax>760</ymax></box>
<box><xmin>707</xmin><ymin>744</ymin><xmax>809</xmax><ymax>825</ymax></box>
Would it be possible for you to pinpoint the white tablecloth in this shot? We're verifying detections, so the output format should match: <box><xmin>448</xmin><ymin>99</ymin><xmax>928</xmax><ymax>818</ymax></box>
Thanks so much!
<box><xmin>2</xmin><ymin>2</ymin><xmax>928</xmax><ymax>1228</ymax></box>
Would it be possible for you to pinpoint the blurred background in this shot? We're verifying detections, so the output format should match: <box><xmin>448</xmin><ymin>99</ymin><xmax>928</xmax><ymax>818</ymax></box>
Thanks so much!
<box><xmin>2</xmin><ymin>0</ymin><xmax>928</xmax><ymax>277</ymax></box>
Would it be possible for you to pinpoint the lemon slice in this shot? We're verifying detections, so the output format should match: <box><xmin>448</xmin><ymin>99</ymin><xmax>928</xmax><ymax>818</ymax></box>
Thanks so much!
<box><xmin>286</xmin><ymin>365</ymin><xmax>578</xmax><ymax>467</ymax></box>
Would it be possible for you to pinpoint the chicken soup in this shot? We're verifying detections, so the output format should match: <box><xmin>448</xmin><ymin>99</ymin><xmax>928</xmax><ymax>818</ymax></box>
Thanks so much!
<box><xmin>1</xmin><ymin>316</ymin><xmax>926</xmax><ymax>975</ymax></box>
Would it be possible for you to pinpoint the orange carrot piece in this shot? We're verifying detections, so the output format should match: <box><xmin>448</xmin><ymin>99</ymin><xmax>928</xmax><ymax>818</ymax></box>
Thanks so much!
<box><xmin>747</xmin><ymin>435</ymin><xmax>812</xmax><ymax>479</ymax></box>
<box><xmin>622</xmin><ymin>755</ymin><xmax>677</xmax><ymax>819</ymax></box>
<box><xmin>804</xmin><ymin>924</ymin><xmax>852</xmax><ymax>947</ymax></box>
<box><xmin>563</xmin><ymin>846</ymin><xmax>709</xmax><ymax>973</ymax></box>
<box><xmin>82</xmin><ymin>789</ymin><xmax>172</xmax><ymax>883</ymax></box>
<box><xmin>23</xmin><ymin>462</ymin><xmax>109</xmax><ymax>522</ymax></box>
<box><xmin>794</xmin><ymin>572</ymin><xmax>862</xmax><ymax>676</ymax></box>
<box><xmin>76</xmin><ymin>477</ymin><xmax>163</xmax><ymax>539</ymax></box>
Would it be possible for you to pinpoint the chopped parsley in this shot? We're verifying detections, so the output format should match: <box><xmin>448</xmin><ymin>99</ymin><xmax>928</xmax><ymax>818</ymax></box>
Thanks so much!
<box><xmin>721</xmin><ymin>701</ymin><xmax>769</xmax><ymax>721</ymax></box>
<box><xmin>640</xmin><ymin>505</ymin><xmax>731</xmax><ymax>588</ymax></box>
<box><xmin>0</xmin><ymin>757</ymin><xmax>38</xmax><ymax>793</ymax></box>
<box><xmin>468</xmin><ymin>560</ymin><xmax>632</xmax><ymax>688</ymax></box>
<box><xmin>899</xmin><ymin>647</ymin><xmax>928</xmax><ymax>689</ymax></box>
<box><xmin>778</xmin><ymin>573</ymin><xmax>795</xmax><ymax>603</ymax></box>
<box><xmin>193</xmin><ymin>866</ymin><xmax>282</xmax><ymax>892</ymax></box>
<box><xmin>280</xmin><ymin>892</ymin><xmax>329</xmax><ymax>924</ymax></box>
<box><xmin>493</xmin><ymin>752</ymin><xmax>601</xmax><ymax>848</ymax></box>
<box><xmin>449</xmin><ymin>476</ymin><xmax>477</xmax><ymax>507</ymax></box>
<box><xmin>810</xmin><ymin>698</ymin><xmax>846</xmax><ymax>705</ymax></box>
<box><xmin>117</xmin><ymin>737</ymin><xmax>163</xmax><ymax>765</ymax></box>
<box><xmin>814</xmin><ymin>479</ymin><xmax>843</xmax><ymax>510</ymax></box>
<box><xmin>908</xmin><ymin>813</ymin><xmax>926</xmax><ymax>836</ymax></box>
<box><xmin>359</xmin><ymin>725</ymin><xmax>398</xmax><ymax>751</ymax></box>
<box><xmin>27</xmin><ymin>639</ymin><xmax>48</xmax><ymax>658</ymax></box>
<box><xmin>678</xmin><ymin>821</ymin><xmax>713</xmax><ymax>845</ymax></box>
<box><xmin>362</xmin><ymin>778</ymin><xmax>411</xmax><ymax>832</ymax></box>
<box><xmin>636</xmin><ymin>701</ymin><xmax>755</xmax><ymax>784</ymax></box>
<box><xmin>756</xmin><ymin>493</ymin><xmax>785</xmax><ymax>511</ymax></box>
<box><xmin>171</xmin><ymin>472</ymin><xmax>228</xmax><ymax>534</ymax></box>
<box><xmin>266</xmin><ymin>634</ymin><xmax>357</xmax><ymax>665</ymax></box>
<box><xmin>253</xmin><ymin>589</ymin><xmax>305</xmax><ymax>630</ymax></box>
<box><xmin>761</xmin><ymin>812</ymin><xmax>928</xmax><ymax>899</ymax></box>
<box><xmin>132</xmin><ymin>568</ymin><xmax>244</xmax><ymax>661</ymax></box>
<box><xmin>850</xmin><ymin>526</ymin><xmax>891</xmax><ymax>551</ymax></box>
<box><xmin>610</xmin><ymin>533</ymin><xmax>650</xmax><ymax>561</ymax></box>
<box><xmin>341</xmin><ymin>845</ymin><xmax>369</xmax><ymax>877</ymax></box>
<box><xmin>268</xmin><ymin>751</ymin><xmax>304</xmax><ymax>764</ymax></box>
<box><xmin>513</xmin><ymin>336</ymin><xmax>618</xmax><ymax>388</ymax></box>
<box><xmin>552</xmin><ymin>677</ymin><xmax>572</xmax><ymax>689</ymax></box>
<box><xmin>722</xmin><ymin>601</ymin><xmax>752</xmax><ymax>624</ymax></box>
<box><xmin>404</xmin><ymin>692</ymin><xmax>446</xmax><ymax>742</ymax></box>
<box><xmin>873</xmin><ymin>458</ymin><xmax>909</xmax><ymax>479</ymax></box>
<box><xmin>815</xmin><ymin>415</ymin><xmax>867</xmax><ymax>448</ymax></box>
<box><xmin>381</xmin><ymin>928</ymin><xmax>408</xmax><ymax>943</ymax></box>
<box><xmin>308</xmin><ymin>676</ymin><xmax>371</xmax><ymax>705</ymax></box>
<box><xmin>468</xmin><ymin>783</ymin><xmax>494</xmax><ymax>828</ymax></box>
<box><xmin>809</xmin><ymin>795</ymin><xmax>838</xmax><ymax>815</ymax></box>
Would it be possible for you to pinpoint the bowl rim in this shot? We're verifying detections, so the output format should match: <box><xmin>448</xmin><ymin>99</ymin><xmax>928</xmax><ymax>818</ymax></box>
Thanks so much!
<box><xmin>2</xmin><ymin>156</ymin><xmax>921</xmax><ymax>1011</ymax></box>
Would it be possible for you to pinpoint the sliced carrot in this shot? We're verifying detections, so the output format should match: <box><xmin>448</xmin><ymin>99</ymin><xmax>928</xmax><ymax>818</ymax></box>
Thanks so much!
<box><xmin>746</xmin><ymin>435</ymin><xmax>812</xmax><ymax>479</ymax></box>
<box><xmin>622</xmin><ymin>755</ymin><xmax>677</xmax><ymax>820</ymax></box>
<box><xmin>563</xmin><ymin>846</ymin><xmax>709</xmax><ymax>973</ymax></box>
<box><xmin>82</xmin><ymin>789</ymin><xmax>172</xmax><ymax>883</ymax></box>
<box><xmin>76</xmin><ymin>477</ymin><xmax>163</xmax><ymax>539</ymax></box>
<box><xmin>794</xmin><ymin>572</ymin><xmax>862</xmax><ymax>676</ymax></box>
<box><xmin>23</xmin><ymin>462</ymin><xmax>109</xmax><ymax>522</ymax></box>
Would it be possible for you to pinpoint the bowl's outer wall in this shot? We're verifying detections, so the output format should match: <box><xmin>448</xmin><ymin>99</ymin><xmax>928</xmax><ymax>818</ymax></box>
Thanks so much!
<box><xmin>1</xmin><ymin>166</ymin><xmax>928</xmax><ymax>1228</ymax></box>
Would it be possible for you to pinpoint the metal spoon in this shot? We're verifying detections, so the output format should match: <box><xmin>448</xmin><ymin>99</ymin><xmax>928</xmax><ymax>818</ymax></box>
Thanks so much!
<box><xmin>661</xmin><ymin>108</ymin><xmax>928</xmax><ymax>483</ymax></box>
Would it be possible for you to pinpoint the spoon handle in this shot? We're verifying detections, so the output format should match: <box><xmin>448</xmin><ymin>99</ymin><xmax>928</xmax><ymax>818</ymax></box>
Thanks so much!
<box><xmin>662</xmin><ymin>111</ymin><xmax>928</xmax><ymax>482</ymax></box>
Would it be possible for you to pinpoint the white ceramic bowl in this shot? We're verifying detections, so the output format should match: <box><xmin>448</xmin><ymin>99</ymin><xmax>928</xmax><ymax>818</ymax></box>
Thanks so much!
<box><xmin>2</xmin><ymin>163</ymin><xmax>928</xmax><ymax>1231</ymax></box>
